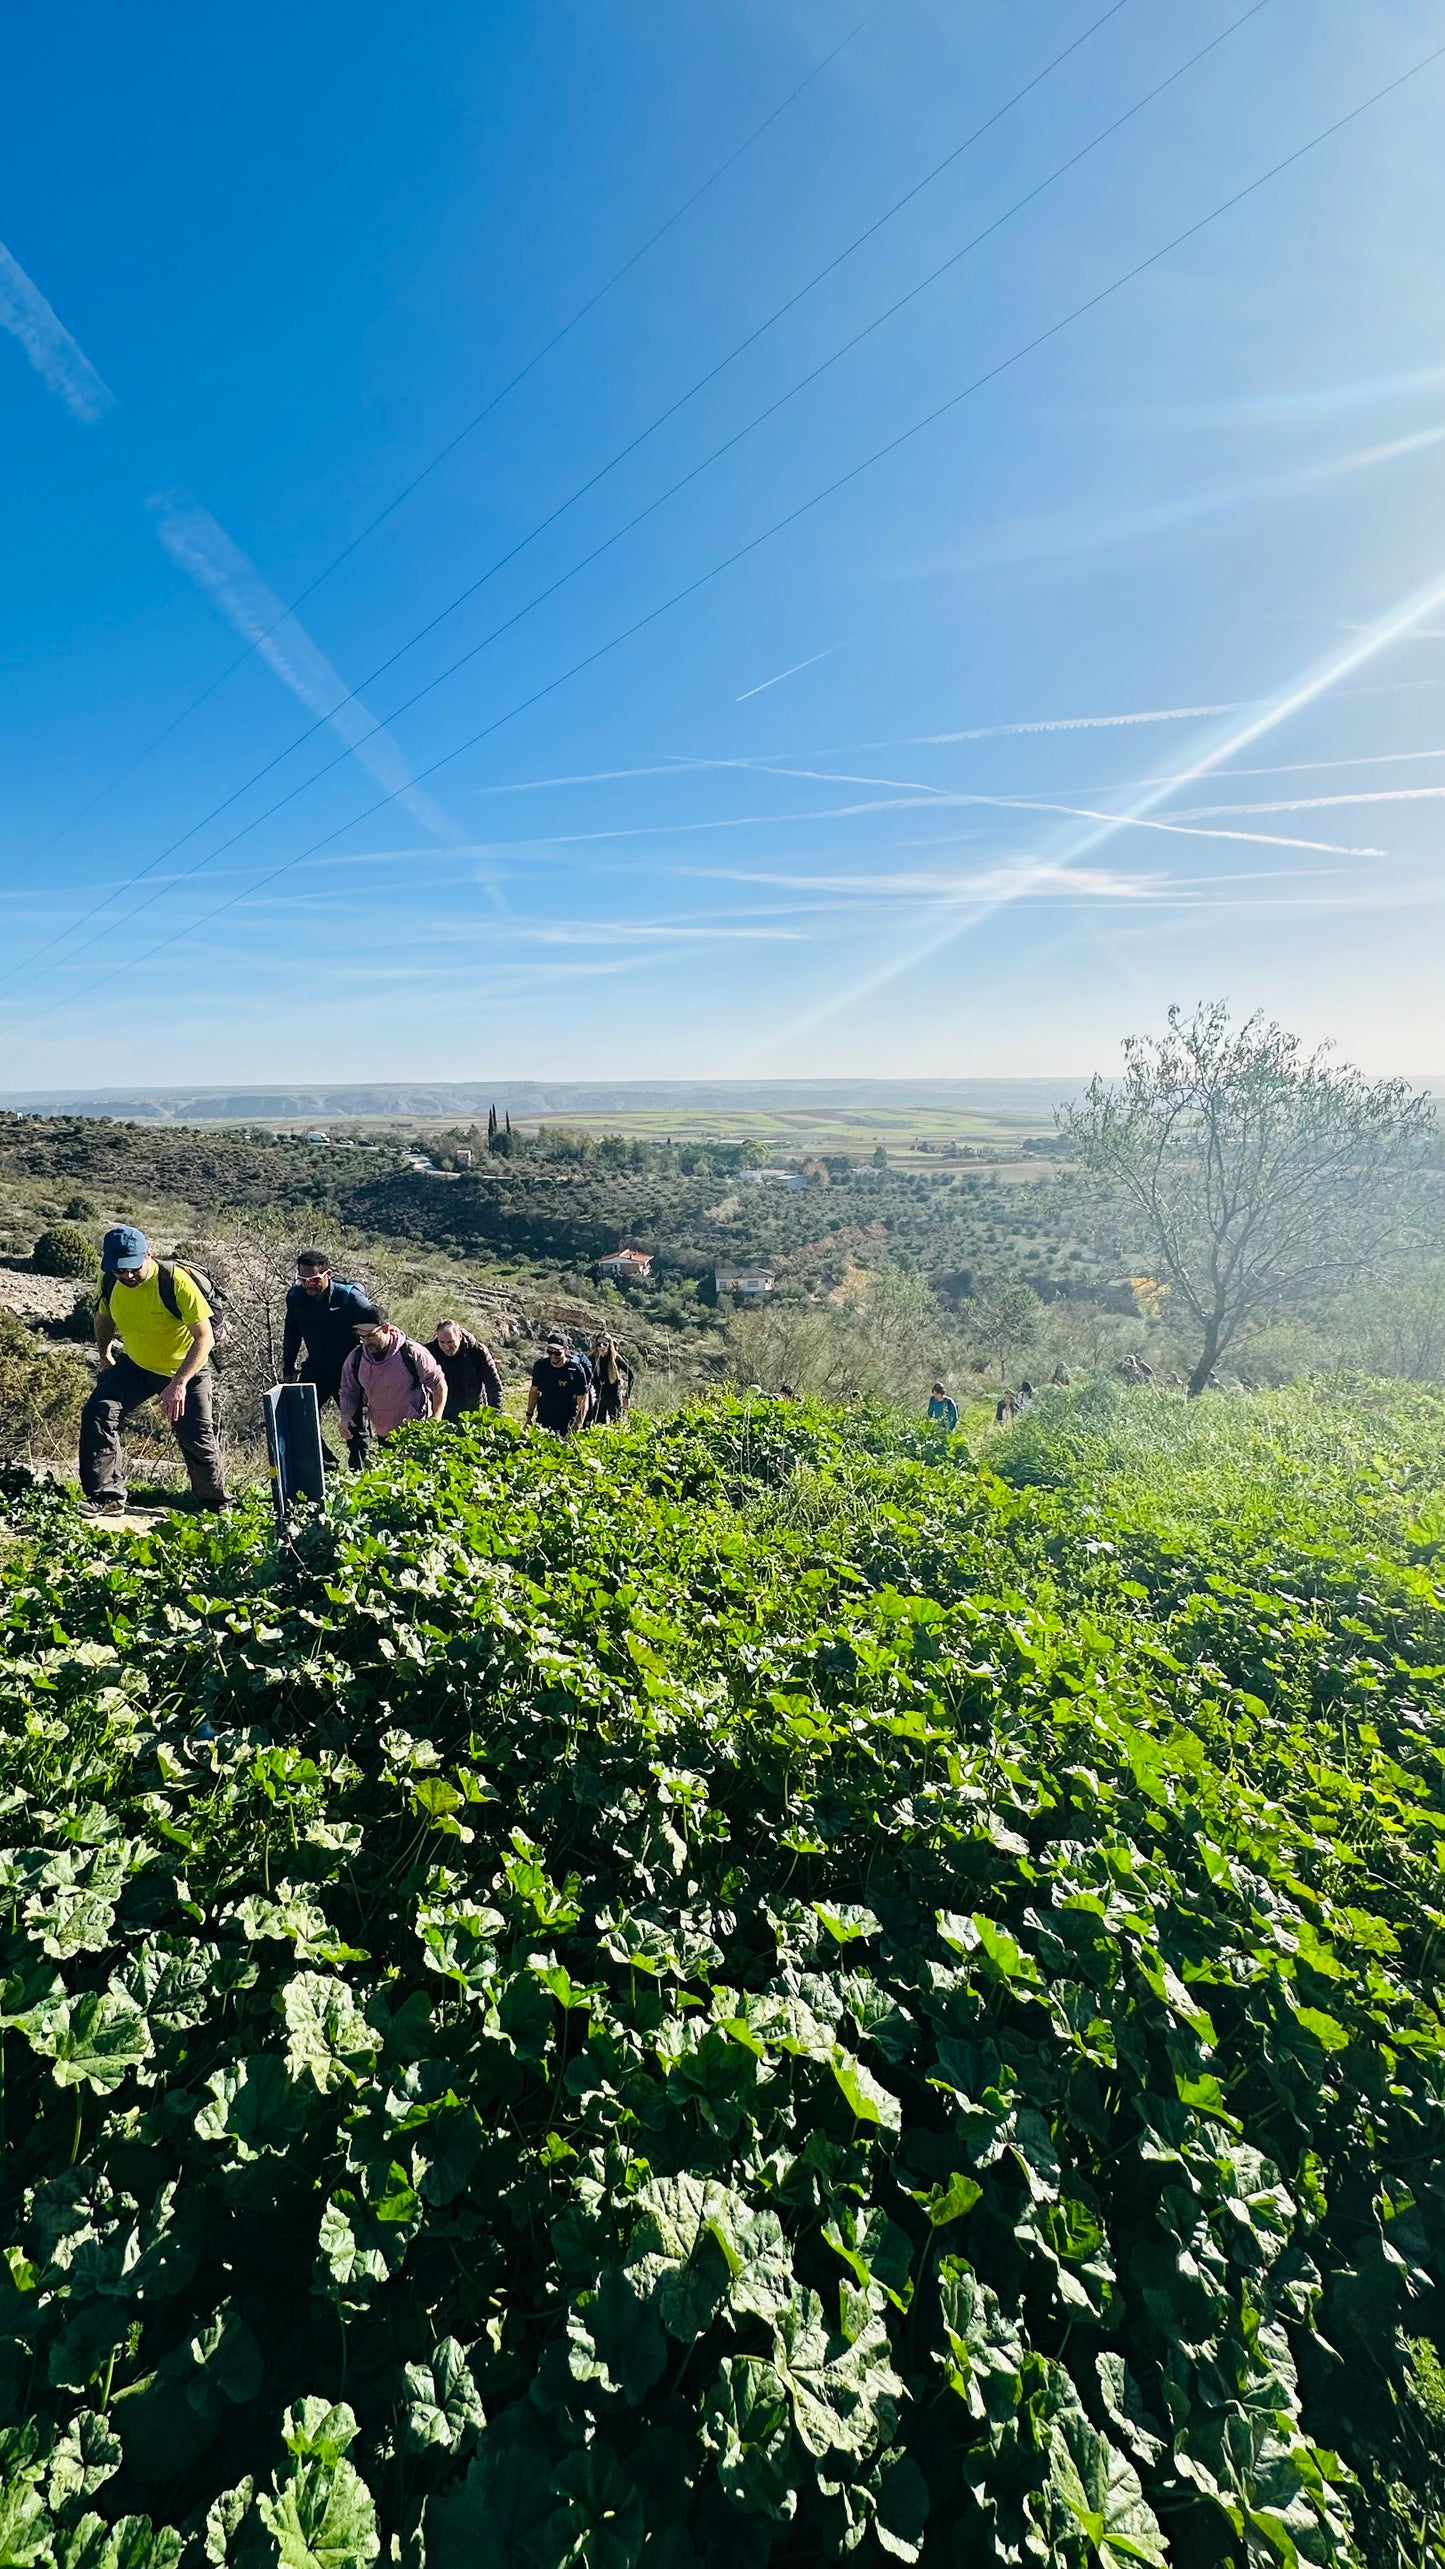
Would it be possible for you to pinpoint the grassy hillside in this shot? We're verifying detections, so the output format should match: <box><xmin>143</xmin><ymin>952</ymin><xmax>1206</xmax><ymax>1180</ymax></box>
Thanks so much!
<box><xmin>0</xmin><ymin>1110</ymin><xmax>1108</xmax><ymax>1312</ymax></box>
<box><xmin>3</xmin><ymin>1385</ymin><xmax>1444</xmax><ymax>2566</ymax></box>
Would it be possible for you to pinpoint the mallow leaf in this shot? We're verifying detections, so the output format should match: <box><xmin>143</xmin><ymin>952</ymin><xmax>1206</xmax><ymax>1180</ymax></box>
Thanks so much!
<box><xmin>700</xmin><ymin>2358</ymin><xmax>798</xmax><ymax>2523</ymax></box>
<box><xmin>26</xmin><ymin>1991</ymin><xmax>151</xmax><ymax>2092</ymax></box>
<box><xmin>398</xmin><ymin>2340</ymin><xmax>485</xmax><ymax>2456</ymax></box>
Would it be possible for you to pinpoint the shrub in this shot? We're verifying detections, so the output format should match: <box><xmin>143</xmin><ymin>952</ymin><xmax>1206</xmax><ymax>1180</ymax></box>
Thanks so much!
<box><xmin>31</xmin><ymin>1221</ymin><xmax>97</xmax><ymax>1278</ymax></box>
<box><xmin>33</xmin><ymin>1285</ymin><xmax>101</xmax><ymax>1348</ymax></box>
<box><xmin>0</xmin><ymin>1307</ymin><xmax>89</xmax><ymax>1458</ymax></box>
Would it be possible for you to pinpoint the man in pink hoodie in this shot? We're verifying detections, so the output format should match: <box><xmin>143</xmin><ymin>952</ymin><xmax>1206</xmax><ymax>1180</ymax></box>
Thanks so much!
<box><xmin>338</xmin><ymin>1307</ymin><xmax>447</xmax><ymax>1448</ymax></box>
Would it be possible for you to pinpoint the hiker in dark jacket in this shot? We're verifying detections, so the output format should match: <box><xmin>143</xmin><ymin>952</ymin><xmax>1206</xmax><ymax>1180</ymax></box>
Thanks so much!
<box><xmin>590</xmin><ymin>1332</ymin><xmax>633</xmax><ymax>1425</ymax></box>
<box><xmin>283</xmin><ymin>1250</ymin><xmax>379</xmax><ymax>1468</ymax></box>
<box><xmin>81</xmin><ymin>1225</ymin><xmax>228</xmax><ymax>1514</ymax></box>
<box><xmin>927</xmin><ymin>1380</ymin><xmax>958</xmax><ymax>1433</ymax></box>
<box><xmin>428</xmin><ymin>1319</ymin><xmax>503</xmax><ymax>1414</ymax></box>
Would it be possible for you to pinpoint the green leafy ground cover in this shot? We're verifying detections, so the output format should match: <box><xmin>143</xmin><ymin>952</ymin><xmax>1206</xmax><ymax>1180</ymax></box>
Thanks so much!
<box><xmin>3</xmin><ymin>1383</ymin><xmax>1445</xmax><ymax>2567</ymax></box>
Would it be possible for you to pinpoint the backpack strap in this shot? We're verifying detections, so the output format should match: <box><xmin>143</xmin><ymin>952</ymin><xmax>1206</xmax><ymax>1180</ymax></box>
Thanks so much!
<box><xmin>155</xmin><ymin>1261</ymin><xmax>221</xmax><ymax>1340</ymax></box>
<box><xmin>156</xmin><ymin>1260</ymin><xmax>211</xmax><ymax>1318</ymax></box>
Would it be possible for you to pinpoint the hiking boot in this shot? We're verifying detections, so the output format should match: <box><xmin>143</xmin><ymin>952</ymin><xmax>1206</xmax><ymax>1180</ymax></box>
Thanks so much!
<box><xmin>83</xmin><ymin>1497</ymin><xmax>127</xmax><ymax>1517</ymax></box>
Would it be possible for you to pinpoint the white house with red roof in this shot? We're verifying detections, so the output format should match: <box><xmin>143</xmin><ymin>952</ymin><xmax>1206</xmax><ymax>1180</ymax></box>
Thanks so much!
<box><xmin>595</xmin><ymin>1247</ymin><xmax>654</xmax><ymax>1281</ymax></box>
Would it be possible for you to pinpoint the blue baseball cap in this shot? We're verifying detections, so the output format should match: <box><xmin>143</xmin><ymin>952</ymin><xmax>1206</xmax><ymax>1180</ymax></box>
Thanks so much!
<box><xmin>102</xmin><ymin>1224</ymin><xmax>148</xmax><ymax>1271</ymax></box>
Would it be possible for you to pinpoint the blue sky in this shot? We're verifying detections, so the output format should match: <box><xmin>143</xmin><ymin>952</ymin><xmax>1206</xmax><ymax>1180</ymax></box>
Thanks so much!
<box><xmin>1</xmin><ymin>0</ymin><xmax>1443</xmax><ymax>1086</ymax></box>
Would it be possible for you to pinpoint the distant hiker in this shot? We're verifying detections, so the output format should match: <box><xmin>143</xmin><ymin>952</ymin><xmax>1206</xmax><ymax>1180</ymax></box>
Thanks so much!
<box><xmin>1018</xmin><ymin>1379</ymin><xmax>1035</xmax><ymax>1404</ymax></box>
<box><xmin>81</xmin><ymin>1225</ymin><xmax>227</xmax><ymax>1514</ymax></box>
<box><xmin>338</xmin><ymin>1308</ymin><xmax>446</xmax><ymax>1447</ymax></box>
<box><xmin>927</xmin><ymin>1380</ymin><xmax>959</xmax><ymax>1433</ymax></box>
<box><xmin>283</xmin><ymin>1251</ymin><xmax>379</xmax><ymax>1468</ymax></box>
<box><xmin>994</xmin><ymin>1391</ymin><xmax>1017</xmax><ymax>1427</ymax></box>
<box><xmin>526</xmin><ymin>1331</ymin><xmax>589</xmax><ymax>1437</ymax></box>
<box><xmin>1051</xmin><ymin>1362</ymin><xmax>1070</xmax><ymax>1386</ymax></box>
<box><xmin>590</xmin><ymin>1332</ymin><xmax>633</xmax><ymax>1425</ymax></box>
<box><xmin>777</xmin><ymin>1384</ymin><xmax>799</xmax><ymax>1403</ymax></box>
<box><xmin>427</xmin><ymin>1319</ymin><xmax>503</xmax><ymax>1414</ymax></box>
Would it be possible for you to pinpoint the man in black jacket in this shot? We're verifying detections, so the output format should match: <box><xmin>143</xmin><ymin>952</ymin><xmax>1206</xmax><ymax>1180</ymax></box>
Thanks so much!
<box><xmin>427</xmin><ymin>1319</ymin><xmax>504</xmax><ymax>1415</ymax></box>
<box><xmin>282</xmin><ymin>1250</ymin><xmax>379</xmax><ymax>1468</ymax></box>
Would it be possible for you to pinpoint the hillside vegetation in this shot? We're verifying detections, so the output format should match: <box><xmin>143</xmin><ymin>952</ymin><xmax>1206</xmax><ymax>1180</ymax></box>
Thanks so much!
<box><xmin>3</xmin><ymin>1383</ymin><xmax>1445</xmax><ymax>2567</ymax></box>
<box><xmin>0</xmin><ymin>1108</ymin><xmax>1103</xmax><ymax>1315</ymax></box>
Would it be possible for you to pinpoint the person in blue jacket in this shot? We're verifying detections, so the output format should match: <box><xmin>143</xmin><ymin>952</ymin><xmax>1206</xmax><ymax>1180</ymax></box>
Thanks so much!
<box><xmin>282</xmin><ymin>1249</ymin><xmax>379</xmax><ymax>1468</ymax></box>
<box><xmin>927</xmin><ymin>1380</ymin><xmax>959</xmax><ymax>1433</ymax></box>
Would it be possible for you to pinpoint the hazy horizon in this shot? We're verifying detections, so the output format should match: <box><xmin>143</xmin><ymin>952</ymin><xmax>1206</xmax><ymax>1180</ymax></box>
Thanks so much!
<box><xmin>3</xmin><ymin>1069</ymin><xmax>1442</xmax><ymax>1133</ymax></box>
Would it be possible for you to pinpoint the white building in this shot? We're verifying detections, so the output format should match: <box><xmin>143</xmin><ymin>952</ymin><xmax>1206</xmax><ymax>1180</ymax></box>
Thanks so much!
<box><xmin>716</xmin><ymin>1265</ymin><xmax>775</xmax><ymax>1302</ymax></box>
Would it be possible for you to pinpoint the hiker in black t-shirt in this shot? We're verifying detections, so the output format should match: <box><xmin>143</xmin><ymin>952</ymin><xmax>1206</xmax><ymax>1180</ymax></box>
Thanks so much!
<box><xmin>526</xmin><ymin>1332</ymin><xmax>589</xmax><ymax>1436</ymax></box>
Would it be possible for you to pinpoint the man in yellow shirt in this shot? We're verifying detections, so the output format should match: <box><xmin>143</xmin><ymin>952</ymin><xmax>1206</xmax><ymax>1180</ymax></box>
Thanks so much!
<box><xmin>80</xmin><ymin>1225</ymin><xmax>228</xmax><ymax>1513</ymax></box>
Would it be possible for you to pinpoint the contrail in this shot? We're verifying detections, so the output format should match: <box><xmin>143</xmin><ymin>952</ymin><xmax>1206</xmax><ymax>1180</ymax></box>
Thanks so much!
<box><xmin>150</xmin><ymin>492</ymin><xmax>460</xmax><ymax>843</ymax></box>
<box><xmin>904</xmin><ymin>702</ymin><xmax>1245</xmax><ymax>743</ymax></box>
<box><xmin>0</xmin><ymin>242</ymin><xmax>468</xmax><ymax>965</ymax></box>
<box><xmin>463</xmin><ymin>697</ymin><xmax>1438</xmax><ymax>802</ymax></box>
<box><xmin>465</xmin><ymin>704</ymin><xmax>1252</xmax><ymax>797</ymax></box>
<box><xmin>1024</xmin><ymin>748</ymin><xmax>1445</xmax><ymax>793</ymax></box>
<box><xmin>737</xmin><ymin>645</ymin><xmax>847</xmax><ymax>701</ymax></box>
<box><xmin>715</xmin><ymin>762</ymin><xmax>1388</xmax><ymax>857</ymax></box>
<box><xmin>985</xmin><ymin>801</ymin><xmax>1386</xmax><ymax>857</ymax></box>
<box><xmin>926</xmin><ymin>422</ymin><xmax>1445</xmax><ymax>574</ymax></box>
<box><xmin>1171</xmin><ymin>786</ymin><xmax>1445</xmax><ymax>815</ymax></box>
<box><xmin>774</xmin><ymin>561</ymin><xmax>1445</xmax><ymax>1042</ymax></box>
<box><xmin>1124</xmin><ymin>359</ymin><xmax>1445</xmax><ymax>427</ymax></box>
<box><xmin>0</xmin><ymin>240</ymin><xmax>113</xmax><ymax>422</ymax></box>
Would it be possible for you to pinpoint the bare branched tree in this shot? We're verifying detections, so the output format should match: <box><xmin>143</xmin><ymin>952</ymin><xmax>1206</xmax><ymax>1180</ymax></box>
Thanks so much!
<box><xmin>175</xmin><ymin>1220</ymin><xmax>381</xmax><ymax>1454</ymax></box>
<box><xmin>1063</xmin><ymin>1003</ymin><xmax>1438</xmax><ymax>1396</ymax></box>
<box><xmin>963</xmin><ymin>1279</ymin><xmax>1041</xmax><ymax>1379</ymax></box>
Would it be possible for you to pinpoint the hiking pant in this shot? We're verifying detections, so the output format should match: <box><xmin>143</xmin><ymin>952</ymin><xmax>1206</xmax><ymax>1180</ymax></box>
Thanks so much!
<box><xmin>301</xmin><ymin>1363</ymin><xmax>370</xmax><ymax>1470</ymax></box>
<box><xmin>80</xmin><ymin>1354</ymin><xmax>226</xmax><ymax>1506</ymax></box>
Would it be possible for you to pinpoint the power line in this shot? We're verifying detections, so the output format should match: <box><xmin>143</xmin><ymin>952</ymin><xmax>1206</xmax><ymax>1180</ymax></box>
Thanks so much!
<box><xmin>5</xmin><ymin>0</ymin><xmax>1131</xmax><ymax>994</ymax></box>
<box><xmin>16</xmin><ymin>34</ymin><xmax>1444</xmax><ymax>1035</ymax></box>
<box><xmin>19</xmin><ymin>0</ymin><xmax>886</xmax><ymax>870</ymax></box>
<box><xmin>3</xmin><ymin>0</ymin><xmax>1244</xmax><ymax>993</ymax></box>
